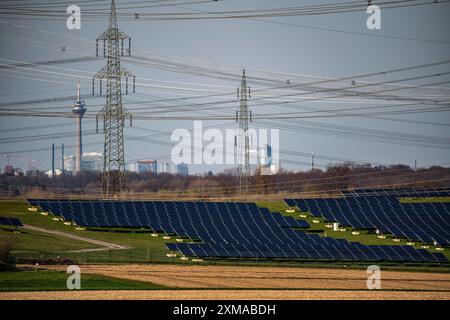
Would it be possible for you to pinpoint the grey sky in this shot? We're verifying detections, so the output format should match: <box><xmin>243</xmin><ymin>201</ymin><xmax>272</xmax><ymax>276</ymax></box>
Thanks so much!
<box><xmin>0</xmin><ymin>0</ymin><xmax>449</xmax><ymax>174</ymax></box>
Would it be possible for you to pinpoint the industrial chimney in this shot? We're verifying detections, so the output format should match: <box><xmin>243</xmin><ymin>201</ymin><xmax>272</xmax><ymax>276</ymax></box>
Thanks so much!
<box><xmin>72</xmin><ymin>81</ymin><xmax>87</xmax><ymax>172</ymax></box>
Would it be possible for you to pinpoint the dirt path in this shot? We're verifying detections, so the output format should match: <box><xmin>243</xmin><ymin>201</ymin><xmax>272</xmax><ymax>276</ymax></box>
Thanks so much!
<box><xmin>22</xmin><ymin>224</ymin><xmax>127</xmax><ymax>251</ymax></box>
<box><xmin>1</xmin><ymin>289</ymin><xmax>449</xmax><ymax>300</ymax></box>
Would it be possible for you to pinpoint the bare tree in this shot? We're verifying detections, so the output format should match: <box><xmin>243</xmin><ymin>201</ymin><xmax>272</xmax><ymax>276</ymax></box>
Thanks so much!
<box><xmin>326</xmin><ymin>164</ymin><xmax>352</xmax><ymax>196</ymax></box>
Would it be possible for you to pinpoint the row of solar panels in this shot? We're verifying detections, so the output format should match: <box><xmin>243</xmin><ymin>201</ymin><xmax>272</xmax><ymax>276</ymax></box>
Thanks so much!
<box><xmin>27</xmin><ymin>199</ymin><xmax>447</xmax><ymax>262</ymax></box>
<box><xmin>285</xmin><ymin>196</ymin><xmax>450</xmax><ymax>246</ymax></box>
<box><xmin>0</xmin><ymin>216</ymin><xmax>23</xmax><ymax>227</ymax></box>
<box><xmin>342</xmin><ymin>188</ymin><xmax>450</xmax><ymax>198</ymax></box>
<box><xmin>166</xmin><ymin>242</ymin><xmax>447</xmax><ymax>262</ymax></box>
<box><xmin>27</xmin><ymin>200</ymin><xmax>310</xmax><ymax>244</ymax></box>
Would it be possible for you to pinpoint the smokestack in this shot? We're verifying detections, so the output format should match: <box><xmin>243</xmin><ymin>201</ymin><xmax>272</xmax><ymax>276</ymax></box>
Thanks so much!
<box><xmin>52</xmin><ymin>143</ymin><xmax>55</xmax><ymax>178</ymax></box>
<box><xmin>61</xmin><ymin>143</ymin><xmax>65</xmax><ymax>173</ymax></box>
<box><xmin>72</xmin><ymin>81</ymin><xmax>87</xmax><ymax>173</ymax></box>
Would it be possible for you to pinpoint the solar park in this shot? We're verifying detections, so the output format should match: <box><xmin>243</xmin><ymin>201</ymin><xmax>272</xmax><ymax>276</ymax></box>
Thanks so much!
<box><xmin>26</xmin><ymin>188</ymin><xmax>449</xmax><ymax>263</ymax></box>
<box><xmin>1</xmin><ymin>189</ymin><xmax>450</xmax><ymax>300</ymax></box>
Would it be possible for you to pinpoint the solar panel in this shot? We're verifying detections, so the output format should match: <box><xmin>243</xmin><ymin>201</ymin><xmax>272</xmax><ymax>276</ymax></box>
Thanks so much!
<box><xmin>0</xmin><ymin>216</ymin><xmax>23</xmax><ymax>227</ymax></box>
<box><xmin>285</xmin><ymin>193</ymin><xmax>450</xmax><ymax>246</ymax></box>
<box><xmin>27</xmin><ymin>198</ymin><xmax>448</xmax><ymax>263</ymax></box>
<box><xmin>342</xmin><ymin>188</ymin><xmax>450</xmax><ymax>198</ymax></box>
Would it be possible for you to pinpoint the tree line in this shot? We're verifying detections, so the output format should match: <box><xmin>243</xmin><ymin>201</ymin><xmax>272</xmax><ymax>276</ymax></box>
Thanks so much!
<box><xmin>1</xmin><ymin>163</ymin><xmax>449</xmax><ymax>199</ymax></box>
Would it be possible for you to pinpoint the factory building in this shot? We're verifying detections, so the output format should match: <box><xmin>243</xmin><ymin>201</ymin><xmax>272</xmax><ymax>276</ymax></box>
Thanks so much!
<box><xmin>137</xmin><ymin>160</ymin><xmax>158</xmax><ymax>174</ymax></box>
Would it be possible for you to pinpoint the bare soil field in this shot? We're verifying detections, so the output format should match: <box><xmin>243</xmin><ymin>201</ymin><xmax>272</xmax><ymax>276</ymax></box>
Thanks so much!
<box><xmin>2</xmin><ymin>263</ymin><xmax>446</xmax><ymax>300</ymax></box>
<box><xmin>34</xmin><ymin>264</ymin><xmax>450</xmax><ymax>291</ymax></box>
<box><xmin>1</xmin><ymin>289</ymin><xmax>450</xmax><ymax>300</ymax></box>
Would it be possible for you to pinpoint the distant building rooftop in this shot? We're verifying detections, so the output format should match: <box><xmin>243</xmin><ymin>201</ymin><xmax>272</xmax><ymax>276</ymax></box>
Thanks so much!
<box><xmin>83</xmin><ymin>152</ymin><xmax>102</xmax><ymax>157</ymax></box>
<box><xmin>137</xmin><ymin>159</ymin><xmax>157</xmax><ymax>164</ymax></box>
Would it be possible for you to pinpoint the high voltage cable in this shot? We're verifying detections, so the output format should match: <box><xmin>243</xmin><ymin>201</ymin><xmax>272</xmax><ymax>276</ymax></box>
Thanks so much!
<box><xmin>4</xmin><ymin>70</ymin><xmax>440</xmax><ymax>134</ymax></box>
<box><xmin>119</xmin><ymin>169</ymin><xmax>450</xmax><ymax>196</ymax></box>
<box><xmin>2</xmin><ymin>75</ymin><xmax>448</xmax><ymax>115</ymax></box>
<box><xmin>2</xmin><ymin>120</ymin><xmax>442</xmax><ymax>169</ymax></box>
<box><xmin>1</xmin><ymin>126</ymin><xmax>448</xmax><ymax>184</ymax></box>
<box><xmin>0</xmin><ymin>120</ymin><xmax>96</xmax><ymax>134</ymax></box>
<box><xmin>0</xmin><ymin>129</ymin><xmax>98</xmax><ymax>144</ymax></box>
<box><xmin>176</xmin><ymin>1</ymin><xmax>450</xmax><ymax>45</ymax></box>
<box><xmin>1</xmin><ymin>17</ymin><xmax>449</xmax><ymax>98</ymax></box>
<box><xmin>1</xmin><ymin>18</ymin><xmax>449</xmax><ymax>98</ymax></box>
<box><xmin>127</xmin><ymin>54</ymin><xmax>450</xmax><ymax>92</ymax></box>
<box><xmin>259</xmin><ymin>119</ymin><xmax>450</xmax><ymax>145</ymax></box>
<box><xmin>3</xmin><ymin>122</ymin><xmax>448</xmax><ymax>184</ymax></box>
<box><xmin>254</xmin><ymin>121</ymin><xmax>450</xmax><ymax>150</ymax></box>
<box><xmin>0</xmin><ymin>8</ymin><xmax>448</xmax><ymax>170</ymax></box>
<box><xmin>0</xmin><ymin>0</ymin><xmax>216</xmax><ymax>9</ymax></box>
<box><xmin>1</xmin><ymin>96</ymin><xmax>449</xmax><ymax>120</ymax></box>
<box><xmin>0</xmin><ymin>0</ymin><xmax>448</xmax><ymax>20</ymax></box>
<box><xmin>1</xmin><ymin>57</ymin><xmax>449</xmax><ymax>114</ymax></box>
<box><xmin>0</xmin><ymin>56</ymin><xmax>101</xmax><ymax>70</ymax></box>
<box><xmin>3</xmin><ymin>113</ymin><xmax>444</xmax><ymax>168</ymax></box>
<box><xmin>4</xmin><ymin>92</ymin><xmax>447</xmax><ymax>117</ymax></box>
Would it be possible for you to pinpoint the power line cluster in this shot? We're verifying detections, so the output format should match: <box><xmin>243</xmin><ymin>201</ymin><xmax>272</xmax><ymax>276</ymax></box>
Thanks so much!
<box><xmin>0</xmin><ymin>0</ymin><xmax>448</xmax><ymax>21</ymax></box>
<box><xmin>0</xmin><ymin>0</ymin><xmax>449</xmax><ymax>176</ymax></box>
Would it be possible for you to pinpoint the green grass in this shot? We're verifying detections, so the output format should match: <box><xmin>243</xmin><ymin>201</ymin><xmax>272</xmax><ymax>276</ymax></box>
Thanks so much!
<box><xmin>0</xmin><ymin>200</ymin><xmax>184</xmax><ymax>263</ymax></box>
<box><xmin>257</xmin><ymin>201</ymin><xmax>450</xmax><ymax>261</ymax></box>
<box><xmin>11</xmin><ymin>247</ymin><xmax>190</xmax><ymax>265</ymax></box>
<box><xmin>0</xmin><ymin>200</ymin><xmax>99</xmax><ymax>251</ymax></box>
<box><xmin>399</xmin><ymin>197</ymin><xmax>450</xmax><ymax>203</ymax></box>
<box><xmin>0</xmin><ymin>226</ymin><xmax>96</xmax><ymax>251</ymax></box>
<box><xmin>0</xmin><ymin>269</ymin><xmax>168</xmax><ymax>291</ymax></box>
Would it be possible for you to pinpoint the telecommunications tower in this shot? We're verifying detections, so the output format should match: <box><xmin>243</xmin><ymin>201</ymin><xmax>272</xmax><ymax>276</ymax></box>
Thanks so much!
<box><xmin>72</xmin><ymin>81</ymin><xmax>86</xmax><ymax>173</ymax></box>
<box><xmin>93</xmin><ymin>0</ymin><xmax>135</xmax><ymax>198</ymax></box>
<box><xmin>236</xmin><ymin>69</ymin><xmax>252</xmax><ymax>194</ymax></box>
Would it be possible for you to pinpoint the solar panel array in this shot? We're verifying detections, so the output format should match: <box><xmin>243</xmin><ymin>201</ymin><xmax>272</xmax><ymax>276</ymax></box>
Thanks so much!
<box><xmin>0</xmin><ymin>216</ymin><xmax>23</xmax><ymax>227</ymax></box>
<box><xmin>285</xmin><ymin>196</ymin><xmax>450</xmax><ymax>246</ymax></box>
<box><xmin>342</xmin><ymin>188</ymin><xmax>450</xmax><ymax>198</ymax></box>
<box><xmin>27</xmin><ymin>199</ymin><xmax>447</xmax><ymax>262</ymax></box>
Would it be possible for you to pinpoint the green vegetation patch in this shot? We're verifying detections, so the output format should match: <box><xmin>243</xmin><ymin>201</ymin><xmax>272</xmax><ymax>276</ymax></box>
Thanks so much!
<box><xmin>399</xmin><ymin>197</ymin><xmax>450</xmax><ymax>203</ymax></box>
<box><xmin>0</xmin><ymin>269</ymin><xmax>168</xmax><ymax>291</ymax></box>
<box><xmin>0</xmin><ymin>227</ymin><xmax>96</xmax><ymax>252</ymax></box>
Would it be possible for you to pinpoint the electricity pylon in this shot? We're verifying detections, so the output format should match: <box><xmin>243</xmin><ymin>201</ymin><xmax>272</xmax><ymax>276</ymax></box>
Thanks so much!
<box><xmin>236</xmin><ymin>69</ymin><xmax>252</xmax><ymax>194</ymax></box>
<box><xmin>93</xmin><ymin>0</ymin><xmax>135</xmax><ymax>198</ymax></box>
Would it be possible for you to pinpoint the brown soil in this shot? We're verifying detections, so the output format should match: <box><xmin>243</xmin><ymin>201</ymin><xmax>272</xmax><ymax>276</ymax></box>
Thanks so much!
<box><xmin>1</xmin><ymin>289</ymin><xmax>450</xmax><ymax>300</ymax></box>
<box><xmin>4</xmin><ymin>264</ymin><xmax>448</xmax><ymax>300</ymax></box>
<box><xmin>33</xmin><ymin>264</ymin><xmax>450</xmax><ymax>291</ymax></box>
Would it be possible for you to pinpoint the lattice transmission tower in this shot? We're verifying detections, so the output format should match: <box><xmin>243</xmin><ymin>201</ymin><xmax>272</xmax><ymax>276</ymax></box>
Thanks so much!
<box><xmin>236</xmin><ymin>69</ymin><xmax>252</xmax><ymax>194</ymax></box>
<box><xmin>93</xmin><ymin>0</ymin><xmax>135</xmax><ymax>198</ymax></box>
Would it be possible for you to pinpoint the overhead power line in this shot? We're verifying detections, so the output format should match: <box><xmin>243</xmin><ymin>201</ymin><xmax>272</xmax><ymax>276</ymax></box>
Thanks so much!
<box><xmin>0</xmin><ymin>56</ymin><xmax>100</xmax><ymax>70</ymax></box>
<box><xmin>0</xmin><ymin>0</ymin><xmax>448</xmax><ymax>21</ymax></box>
